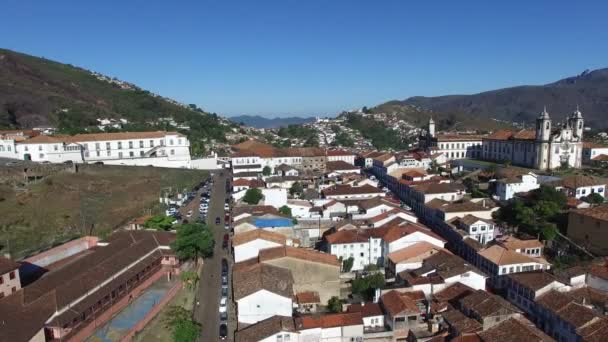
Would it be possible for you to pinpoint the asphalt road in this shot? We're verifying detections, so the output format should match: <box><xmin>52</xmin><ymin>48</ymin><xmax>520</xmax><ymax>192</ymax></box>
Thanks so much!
<box><xmin>194</xmin><ymin>172</ymin><xmax>234</xmax><ymax>341</ymax></box>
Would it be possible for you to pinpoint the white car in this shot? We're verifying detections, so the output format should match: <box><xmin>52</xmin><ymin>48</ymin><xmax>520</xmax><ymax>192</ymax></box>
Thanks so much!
<box><xmin>224</xmin><ymin>224</ymin><xmax>230</xmax><ymax>230</ymax></box>
<box><xmin>219</xmin><ymin>297</ymin><xmax>227</xmax><ymax>313</ymax></box>
<box><xmin>186</xmin><ymin>210</ymin><xmax>193</xmax><ymax>218</ymax></box>
<box><xmin>224</xmin><ymin>204</ymin><xmax>230</xmax><ymax>210</ymax></box>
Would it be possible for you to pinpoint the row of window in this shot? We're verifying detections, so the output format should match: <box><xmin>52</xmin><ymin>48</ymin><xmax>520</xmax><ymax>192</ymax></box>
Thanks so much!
<box><xmin>0</xmin><ymin>270</ymin><xmax>16</xmax><ymax>285</ymax></box>
<box><xmin>439</xmin><ymin>142</ymin><xmax>482</xmax><ymax>150</ymax></box>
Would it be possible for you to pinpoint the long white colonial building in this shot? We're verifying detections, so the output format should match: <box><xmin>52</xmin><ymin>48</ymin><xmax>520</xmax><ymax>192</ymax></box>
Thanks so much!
<box><xmin>0</xmin><ymin>131</ymin><xmax>191</xmax><ymax>168</ymax></box>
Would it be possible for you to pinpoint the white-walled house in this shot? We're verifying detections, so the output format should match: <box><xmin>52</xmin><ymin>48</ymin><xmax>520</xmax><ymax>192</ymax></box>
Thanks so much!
<box><xmin>286</xmin><ymin>199</ymin><xmax>313</xmax><ymax>218</ymax></box>
<box><xmin>495</xmin><ymin>172</ymin><xmax>540</xmax><ymax>201</ymax></box>
<box><xmin>327</xmin><ymin>149</ymin><xmax>356</xmax><ymax>165</ymax></box>
<box><xmin>296</xmin><ymin>312</ymin><xmax>364</xmax><ymax>342</ymax></box>
<box><xmin>235</xmin><ymin>316</ymin><xmax>299</xmax><ymax>342</ymax></box>
<box><xmin>447</xmin><ymin>215</ymin><xmax>496</xmax><ymax>245</ymax></box>
<box><xmin>549</xmin><ymin>175</ymin><xmax>607</xmax><ymax>200</ymax></box>
<box><xmin>232</xmin><ymin>229</ymin><xmax>298</xmax><ymax>263</ymax></box>
<box><xmin>582</xmin><ymin>142</ymin><xmax>608</xmax><ymax>164</ymax></box>
<box><xmin>0</xmin><ymin>131</ymin><xmax>192</xmax><ymax>168</ymax></box>
<box><xmin>346</xmin><ymin>303</ymin><xmax>385</xmax><ymax>333</ymax></box>
<box><xmin>325</xmin><ymin>223</ymin><xmax>446</xmax><ymax>271</ymax></box>
<box><xmin>233</xmin><ymin>263</ymin><xmax>294</xmax><ymax>325</ymax></box>
<box><xmin>477</xmin><ymin>245</ymin><xmax>551</xmax><ymax>289</ymax></box>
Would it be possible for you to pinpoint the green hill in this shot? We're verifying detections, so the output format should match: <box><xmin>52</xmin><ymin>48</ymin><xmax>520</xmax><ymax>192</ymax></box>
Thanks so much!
<box><xmin>0</xmin><ymin>48</ymin><xmax>234</xmax><ymax>155</ymax></box>
<box><xmin>377</xmin><ymin>68</ymin><xmax>608</xmax><ymax>129</ymax></box>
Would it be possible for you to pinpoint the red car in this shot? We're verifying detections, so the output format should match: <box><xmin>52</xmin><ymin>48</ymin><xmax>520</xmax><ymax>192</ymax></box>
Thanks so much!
<box><xmin>222</xmin><ymin>233</ymin><xmax>229</xmax><ymax>249</ymax></box>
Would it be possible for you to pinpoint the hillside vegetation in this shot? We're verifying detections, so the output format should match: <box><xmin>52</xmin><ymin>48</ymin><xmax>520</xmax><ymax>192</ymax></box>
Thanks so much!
<box><xmin>380</xmin><ymin>68</ymin><xmax>608</xmax><ymax>129</ymax></box>
<box><xmin>0</xmin><ymin>48</ymin><xmax>234</xmax><ymax>155</ymax></box>
<box><xmin>0</xmin><ymin>164</ymin><xmax>207</xmax><ymax>259</ymax></box>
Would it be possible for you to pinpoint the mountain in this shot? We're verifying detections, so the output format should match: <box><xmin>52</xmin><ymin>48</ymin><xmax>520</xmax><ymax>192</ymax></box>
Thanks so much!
<box><xmin>375</xmin><ymin>68</ymin><xmax>608</xmax><ymax>129</ymax></box>
<box><xmin>228</xmin><ymin>115</ymin><xmax>316</xmax><ymax>128</ymax></box>
<box><xmin>0</xmin><ymin>48</ymin><xmax>233</xmax><ymax>154</ymax></box>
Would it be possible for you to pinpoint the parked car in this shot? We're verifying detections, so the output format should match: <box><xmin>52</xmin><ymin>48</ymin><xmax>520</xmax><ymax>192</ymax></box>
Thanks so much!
<box><xmin>219</xmin><ymin>323</ymin><xmax>227</xmax><ymax>340</ymax></box>
<box><xmin>219</xmin><ymin>297</ymin><xmax>227</xmax><ymax>313</ymax></box>
<box><xmin>221</xmin><ymin>285</ymin><xmax>228</xmax><ymax>298</ymax></box>
<box><xmin>219</xmin><ymin>311</ymin><xmax>228</xmax><ymax>322</ymax></box>
<box><xmin>221</xmin><ymin>258</ymin><xmax>228</xmax><ymax>276</ymax></box>
<box><xmin>224</xmin><ymin>203</ymin><xmax>230</xmax><ymax>210</ymax></box>
<box><xmin>222</xmin><ymin>234</ymin><xmax>229</xmax><ymax>249</ymax></box>
<box><xmin>224</xmin><ymin>224</ymin><xmax>230</xmax><ymax>230</ymax></box>
<box><xmin>221</xmin><ymin>275</ymin><xmax>228</xmax><ymax>286</ymax></box>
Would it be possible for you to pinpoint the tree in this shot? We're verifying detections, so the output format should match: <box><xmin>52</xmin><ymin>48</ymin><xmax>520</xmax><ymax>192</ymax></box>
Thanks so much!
<box><xmin>143</xmin><ymin>215</ymin><xmax>175</xmax><ymax>231</ymax></box>
<box><xmin>583</xmin><ymin>193</ymin><xmax>605</xmax><ymax>205</ymax></box>
<box><xmin>540</xmin><ymin>222</ymin><xmax>558</xmax><ymax>241</ymax></box>
<box><xmin>171</xmin><ymin>223</ymin><xmax>215</xmax><ymax>262</ymax></box>
<box><xmin>342</xmin><ymin>257</ymin><xmax>354</xmax><ymax>272</ymax></box>
<box><xmin>180</xmin><ymin>271</ymin><xmax>200</xmax><ymax>290</ymax></box>
<box><xmin>351</xmin><ymin>273</ymin><xmax>385</xmax><ymax>300</ymax></box>
<box><xmin>243</xmin><ymin>188</ymin><xmax>263</xmax><ymax>205</ymax></box>
<box><xmin>327</xmin><ymin>296</ymin><xmax>343</xmax><ymax>313</ymax></box>
<box><xmin>289</xmin><ymin>182</ymin><xmax>304</xmax><ymax>197</ymax></box>
<box><xmin>164</xmin><ymin>306</ymin><xmax>201</xmax><ymax>342</ymax></box>
<box><xmin>279</xmin><ymin>205</ymin><xmax>292</xmax><ymax>217</ymax></box>
<box><xmin>262</xmin><ymin>166</ymin><xmax>272</xmax><ymax>176</ymax></box>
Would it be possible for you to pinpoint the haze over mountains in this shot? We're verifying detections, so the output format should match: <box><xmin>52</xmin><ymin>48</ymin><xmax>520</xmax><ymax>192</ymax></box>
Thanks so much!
<box><xmin>377</xmin><ymin>68</ymin><xmax>608</xmax><ymax>129</ymax></box>
<box><xmin>228</xmin><ymin>115</ymin><xmax>316</xmax><ymax>128</ymax></box>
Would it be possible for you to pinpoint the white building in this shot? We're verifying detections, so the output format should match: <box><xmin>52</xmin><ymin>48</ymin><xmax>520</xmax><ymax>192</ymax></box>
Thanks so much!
<box><xmin>327</xmin><ymin>149</ymin><xmax>356</xmax><ymax>165</ymax></box>
<box><xmin>232</xmin><ymin>229</ymin><xmax>298</xmax><ymax>263</ymax></box>
<box><xmin>582</xmin><ymin>142</ymin><xmax>608</xmax><ymax>164</ymax></box>
<box><xmin>326</xmin><ymin>223</ymin><xmax>446</xmax><ymax>271</ymax></box>
<box><xmin>233</xmin><ymin>263</ymin><xmax>294</xmax><ymax>325</ymax></box>
<box><xmin>448</xmin><ymin>215</ymin><xmax>496</xmax><ymax>245</ymax></box>
<box><xmin>286</xmin><ymin>199</ymin><xmax>313</xmax><ymax>218</ymax></box>
<box><xmin>477</xmin><ymin>245</ymin><xmax>551</xmax><ymax>289</ymax></box>
<box><xmin>418</xmin><ymin>118</ymin><xmax>484</xmax><ymax>160</ymax></box>
<box><xmin>495</xmin><ymin>172</ymin><xmax>540</xmax><ymax>201</ymax></box>
<box><xmin>0</xmin><ymin>131</ymin><xmax>192</xmax><ymax>168</ymax></box>
<box><xmin>482</xmin><ymin>108</ymin><xmax>584</xmax><ymax>170</ymax></box>
<box><xmin>549</xmin><ymin>175</ymin><xmax>607</xmax><ymax>200</ymax></box>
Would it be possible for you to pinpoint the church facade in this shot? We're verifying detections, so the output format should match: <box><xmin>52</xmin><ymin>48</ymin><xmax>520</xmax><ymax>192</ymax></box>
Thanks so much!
<box><xmin>418</xmin><ymin>108</ymin><xmax>584</xmax><ymax>171</ymax></box>
<box><xmin>481</xmin><ymin>108</ymin><xmax>584</xmax><ymax>170</ymax></box>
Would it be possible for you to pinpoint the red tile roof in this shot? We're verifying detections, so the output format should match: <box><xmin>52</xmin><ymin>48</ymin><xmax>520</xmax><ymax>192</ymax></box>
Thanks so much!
<box><xmin>296</xmin><ymin>291</ymin><xmax>321</xmax><ymax>304</ymax></box>
<box><xmin>347</xmin><ymin>302</ymin><xmax>384</xmax><ymax>317</ymax></box>
<box><xmin>296</xmin><ymin>312</ymin><xmax>363</xmax><ymax>329</ymax></box>
<box><xmin>0</xmin><ymin>256</ymin><xmax>20</xmax><ymax>275</ymax></box>
<box><xmin>322</xmin><ymin>184</ymin><xmax>383</xmax><ymax>196</ymax></box>
<box><xmin>381</xmin><ymin>290</ymin><xmax>421</xmax><ymax>317</ymax></box>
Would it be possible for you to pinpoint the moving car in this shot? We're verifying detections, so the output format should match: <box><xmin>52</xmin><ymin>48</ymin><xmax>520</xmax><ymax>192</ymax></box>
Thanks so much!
<box><xmin>219</xmin><ymin>323</ymin><xmax>227</xmax><ymax>340</ymax></box>
<box><xmin>215</xmin><ymin>217</ymin><xmax>221</xmax><ymax>225</ymax></box>
<box><xmin>186</xmin><ymin>210</ymin><xmax>192</xmax><ymax>218</ymax></box>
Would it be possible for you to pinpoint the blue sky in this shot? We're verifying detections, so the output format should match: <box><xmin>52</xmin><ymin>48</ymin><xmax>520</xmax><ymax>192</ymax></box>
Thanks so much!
<box><xmin>2</xmin><ymin>1</ymin><xmax>607</xmax><ymax>117</ymax></box>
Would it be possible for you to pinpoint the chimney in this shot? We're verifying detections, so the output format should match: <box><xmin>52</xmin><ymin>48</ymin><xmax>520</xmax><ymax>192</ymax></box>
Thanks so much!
<box><xmin>482</xmin><ymin>199</ymin><xmax>486</xmax><ymax>208</ymax></box>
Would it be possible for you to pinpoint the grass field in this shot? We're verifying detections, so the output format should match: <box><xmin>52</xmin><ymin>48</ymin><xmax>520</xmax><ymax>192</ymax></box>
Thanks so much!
<box><xmin>0</xmin><ymin>164</ymin><xmax>207</xmax><ymax>259</ymax></box>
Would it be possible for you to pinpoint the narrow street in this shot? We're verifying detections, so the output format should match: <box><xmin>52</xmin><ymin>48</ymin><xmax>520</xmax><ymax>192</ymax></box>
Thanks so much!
<box><xmin>193</xmin><ymin>171</ymin><xmax>234</xmax><ymax>341</ymax></box>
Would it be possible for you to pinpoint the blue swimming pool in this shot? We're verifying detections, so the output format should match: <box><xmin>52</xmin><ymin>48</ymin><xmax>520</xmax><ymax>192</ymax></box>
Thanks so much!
<box><xmin>87</xmin><ymin>277</ymin><xmax>175</xmax><ymax>342</ymax></box>
<box><xmin>254</xmin><ymin>217</ymin><xmax>294</xmax><ymax>228</ymax></box>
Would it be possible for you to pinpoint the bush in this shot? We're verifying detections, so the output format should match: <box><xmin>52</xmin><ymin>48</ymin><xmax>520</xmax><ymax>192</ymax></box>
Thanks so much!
<box><xmin>351</xmin><ymin>273</ymin><xmax>385</xmax><ymax>300</ymax></box>
<box><xmin>144</xmin><ymin>215</ymin><xmax>174</xmax><ymax>231</ymax></box>
<box><xmin>342</xmin><ymin>257</ymin><xmax>354</xmax><ymax>272</ymax></box>
<box><xmin>327</xmin><ymin>296</ymin><xmax>343</xmax><ymax>313</ymax></box>
<box><xmin>279</xmin><ymin>205</ymin><xmax>292</xmax><ymax>217</ymax></box>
